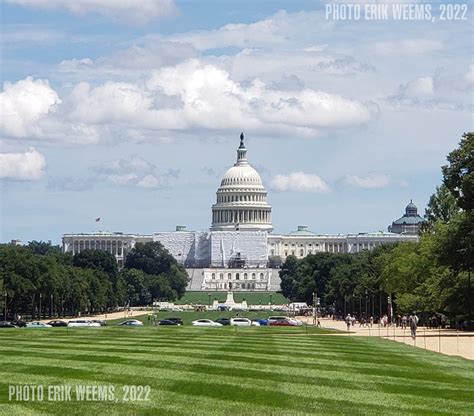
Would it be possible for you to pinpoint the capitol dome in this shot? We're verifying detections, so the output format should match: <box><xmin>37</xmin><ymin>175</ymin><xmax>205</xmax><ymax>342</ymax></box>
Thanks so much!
<box><xmin>220</xmin><ymin>165</ymin><xmax>263</xmax><ymax>187</ymax></box>
<box><xmin>211</xmin><ymin>133</ymin><xmax>272</xmax><ymax>232</ymax></box>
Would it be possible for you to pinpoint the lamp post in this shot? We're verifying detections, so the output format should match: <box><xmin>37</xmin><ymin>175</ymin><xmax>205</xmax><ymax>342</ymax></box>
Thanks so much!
<box><xmin>365</xmin><ymin>290</ymin><xmax>368</xmax><ymax>318</ymax></box>
<box><xmin>4</xmin><ymin>291</ymin><xmax>7</xmax><ymax>323</ymax></box>
<box><xmin>208</xmin><ymin>293</ymin><xmax>211</xmax><ymax>308</ymax></box>
<box><xmin>39</xmin><ymin>293</ymin><xmax>42</xmax><ymax>320</ymax></box>
<box><xmin>269</xmin><ymin>294</ymin><xmax>273</xmax><ymax>310</ymax></box>
<box><xmin>50</xmin><ymin>293</ymin><xmax>53</xmax><ymax>318</ymax></box>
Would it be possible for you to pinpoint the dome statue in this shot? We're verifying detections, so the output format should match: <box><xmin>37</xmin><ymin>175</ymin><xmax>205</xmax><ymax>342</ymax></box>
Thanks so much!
<box><xmin>211</xmin><ymin>133</ymin><xmax>272</xmax><ymax>232</ymax></box>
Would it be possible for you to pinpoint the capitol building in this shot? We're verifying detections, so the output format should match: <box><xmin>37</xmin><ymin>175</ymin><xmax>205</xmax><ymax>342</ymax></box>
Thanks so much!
<box><xmin>62</xmin><ymin>134</ymin><xmax>419</xmax><ymax>292</ymax></box>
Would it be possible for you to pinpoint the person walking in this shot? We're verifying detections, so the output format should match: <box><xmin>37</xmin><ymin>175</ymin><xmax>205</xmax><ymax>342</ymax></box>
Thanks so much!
<box><xmin>345</xmin><ymin>314</ymin><xmax>351</xmax><ymax>331</ymax></box>
<box><xmin>409</xmin><ymin>312</ymin><xmax>419</xmax><ymax>338</ymax></box>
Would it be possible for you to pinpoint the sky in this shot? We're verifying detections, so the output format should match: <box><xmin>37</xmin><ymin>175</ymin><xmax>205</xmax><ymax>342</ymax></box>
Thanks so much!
<box><xmin>0</xmin><ymin>0</ymin><xmax>472</xmax><ymax>244</ymax></box>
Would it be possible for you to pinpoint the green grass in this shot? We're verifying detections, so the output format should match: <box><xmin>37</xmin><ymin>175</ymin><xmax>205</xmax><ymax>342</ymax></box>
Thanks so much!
<box><xmin>0</xmin><ymin>313</ymin><xmax>473</xmax><ymax>416</ymax></box>
<box><xmin>174</xmin><ymin>291</ymin><xmax>288</xmax><ymax>305</ymax></box>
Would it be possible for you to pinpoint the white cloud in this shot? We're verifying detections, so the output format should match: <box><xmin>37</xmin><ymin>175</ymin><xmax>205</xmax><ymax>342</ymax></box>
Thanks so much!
<box><xmin>398</xmin><ymin>76</ymin><xmax>434</xmax><ymax>99</ymax></box>
<box><xmin>137</xmin><ymin>174</ymin><xmax>160</xmax><ymax>188</ymax></box>
<box><xmin>0</xmin><ymin>77</ymin><xmax>61</xmax><ymax>138</ymax></box>
<box><xmin>95</xmin><ymin>155</ymin><xmax>169</xmax><ymax>189</ymax></box>
<box><xmin>68</xmin><ymin>81</ymin><xmax>154</xmax><ymax>124</ymax></box>
<box><xmin>0</xmin><ymin>148</ymin><xmax>46</xmax><ymax>181</ymax></box>
<box><xmin>389</xmin><ymin>66</ymin><xmax>474</xmax><ymax>110</ymax></box>
<box><xmin>343</xmin><ymin>173</ymin><xmax>391</xmax><ymax>189</ymax></box>
<box><xmin>145</xmin><ymin>59</ymin><xmax>372</xmax><ymax>133</ymax></box>
<box><xmin>6</xmin><ymin>0</ymin><xmax>176</xmax><ymax>24</ymax></box>
<box><xmin>271</xmin><ymin>172</ymin><xmax>330</xmax><ymax>193</ymax></box>
<box><xmin>170</xmin><ymin>10</ymin><xmax>301</xmax><ymax>50</ymax></box>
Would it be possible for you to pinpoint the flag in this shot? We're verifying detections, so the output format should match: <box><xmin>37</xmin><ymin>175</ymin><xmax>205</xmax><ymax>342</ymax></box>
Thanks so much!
<box><xmin>95</xmin><ymin>217</ymin><xmax>101</xmax><ymax>222</ymax></box>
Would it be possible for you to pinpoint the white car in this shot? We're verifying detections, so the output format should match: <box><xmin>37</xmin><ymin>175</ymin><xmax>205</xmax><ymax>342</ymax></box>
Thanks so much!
<box><xmin>192</xmin><ymin>319</ymin><xmax>223</xmax><ymax>327</ymax></box>
<box><xmin>230</xmin><ymin>318</ymin><xmax>260</xmax><ymax>327</ymax></box>
<box><xmin>67</xmin><ymin>319</ymin><xmax>101</xmax><ymax>327</ymax></box>
<box><xmin>26</xmin><ymin>321</ymin><xmax>52</xmax><ymax>328</ymax></box>
<box><xmin>268</xmin><ymin>316</ymin><xmax>302</xmax><ymax>326</ymax></box>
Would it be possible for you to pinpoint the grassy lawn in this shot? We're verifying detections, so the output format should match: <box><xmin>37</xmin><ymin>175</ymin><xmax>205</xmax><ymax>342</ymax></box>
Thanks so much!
<box><xmin>174</xmin><ymin>291</ymin><xmax>288</xmax><ymax>305</ymax></box>
<box><xmin>0</xmin><ymin>314</ymin><xmax>472</xmax><ymax>415</ymax></box>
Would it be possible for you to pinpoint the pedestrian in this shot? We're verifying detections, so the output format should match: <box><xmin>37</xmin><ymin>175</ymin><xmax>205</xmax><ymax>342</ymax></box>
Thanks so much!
<box><xmin>409</xmin><ymin>312</ymin><xmax>419</xmax><ymax>338</ymax></box>
<box><xmin>401</xmin><ymin>315</ymin><xmax>407</xmax><ymax>330</ymax></box>
<box><xmin>345</xmin><ymin>314</ymin><xmax>351</xmax><ymax>331</ymax></box>
<box><xmin>316</xmin><ymin>319</ymin><xmax>321</xmax><ymax>328</ymax></box>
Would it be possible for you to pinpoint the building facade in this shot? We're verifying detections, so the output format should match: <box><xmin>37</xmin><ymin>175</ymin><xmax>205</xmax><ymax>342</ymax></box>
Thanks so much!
<box><xmin>62</xmin><ymin>133</ymin><xmax>419</xmax><ymax>292</ymax></box>
<box><xmin>388</xmin><ymin>200</ymin><xmax>426</xmax><ymax>235</ymax></box>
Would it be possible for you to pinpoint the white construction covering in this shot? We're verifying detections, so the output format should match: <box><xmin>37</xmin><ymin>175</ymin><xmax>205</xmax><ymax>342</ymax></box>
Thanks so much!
<box><xmin>153</xmin><ymin>231</ymin><xmax>211</xmax><ymax>267</ymax></box>
<box><xmin>210</xmin><ymin>231</ymin><xmax>267</xmax><ymax>268</ymax></box>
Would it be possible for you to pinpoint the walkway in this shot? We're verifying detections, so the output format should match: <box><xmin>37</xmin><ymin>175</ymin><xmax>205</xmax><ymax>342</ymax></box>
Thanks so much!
<box><xmin>302</xmin><ymin>317</ymin><xmax>474</xmax><ymax>360</ymax></box>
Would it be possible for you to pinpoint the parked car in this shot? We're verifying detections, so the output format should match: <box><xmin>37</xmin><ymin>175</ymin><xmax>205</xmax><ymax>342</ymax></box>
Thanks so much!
<box><xmin>253</xmin><ymin>318</ymin><xmax>269</xmax><ymax>326</ymax></box>
<box><xmin>11</xmin><ymin>320</ymin><xmax>27</xmax><ymax>327</ymax></box>
<box><xmin>191</xmin><ymin>319</ymin><xmax>222</xmax><ymax>327</ymax></box>
<box><xmin>0</xmin><ymin>322</ymin><xmax>18</xmax><ymax>328</ymax></box>
<box><xmin>158</xmin><ymin>319</ymin><xmax>180</xmax><ymax>326</ymax></box>
<box><xmin>230</xmin><ymin>318</ymin><xmax>260</xmax><ymax>327</ymax></box>
<box><xmin>118</xmin><ymin>320</ymin><xmax>144</xmax><ymax>327</ymax></box>
<box><xmin>47</xmin><ymin>320</ymin><xmax>68</xmax><ymax>327</ymax></box>
<box><xmin>67</xmin><ymin>319</ymin><xmax>101</xmax><ymax>327</ymax></box>
<box><xmin>165</xmin><ymin>317</ymin><xmax>184</xmax><ymax>325</ymax></box>
<box><xmin>26</xmin><ymin>321</ymin><xmax>52</xmax><ymax>328</ymax></box>
<box><xmin>268</xmin><ymin>316</ymin><xmax>299</xmax><ymax>327</ymax></box>
<box><xmin>91</xmin><ymin>320</ymin><xmax>107</xmax><ymax>326</ymax></box>
<box><xmin>215</xmin><ymin>318</ymin><xmax>231</xmax><ymax>326</ymax></box>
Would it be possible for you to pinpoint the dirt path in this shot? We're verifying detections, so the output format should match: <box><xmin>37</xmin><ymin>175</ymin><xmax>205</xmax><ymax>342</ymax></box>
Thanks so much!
<box><xmin>302</xmin><ymin>317</ymin><xmax>474</xmax><ymax>360</ymax></box>
<box><xmin>40</xmin><ymin>309</ymin><xmax>146</xmax><ymax>323</ymax></box>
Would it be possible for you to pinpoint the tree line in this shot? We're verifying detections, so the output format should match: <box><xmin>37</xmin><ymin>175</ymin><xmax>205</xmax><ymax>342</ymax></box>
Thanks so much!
<box><xmin>280</xmin><ymin>133</ymin><xmax>473</xmax><ymax>323</ymax></box>
<box><xmin>0</xmin><ymin>241</ymin><xmax>188</xmax><ymax>320</ymax></box>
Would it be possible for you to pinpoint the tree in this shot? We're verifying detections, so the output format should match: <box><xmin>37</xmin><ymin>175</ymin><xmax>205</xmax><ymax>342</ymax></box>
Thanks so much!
<box><xmin>73</xmin><ymin>250</ymin><xmax>118</xmax><ymax>283</ymax></box>
<box><xmin>442</xmin><ymin>132</ymin><xmax>474</xmax><ymax>211</ymax></box>
<box><xmin>27</xmin><ymin>241</ymin><xmax>61</xmax><ymax>256</ymax></box>
<box><xmin>424</xmin><ymin>184</ymin><xmax>458</xmax><ymax>225</ymax></box>
<box><xmin>124</xmin><ymin>242</ymin><xmax>188</xmax><ymax>300</ymax></box>
<box><xmin>119</xmin><ymin>269</ymin><xmax>151</xmax><ymax>306</ymax></box>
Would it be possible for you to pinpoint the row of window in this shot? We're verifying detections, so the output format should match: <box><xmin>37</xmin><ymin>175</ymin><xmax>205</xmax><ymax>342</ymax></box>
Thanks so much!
<box><xmin>217</xmin><ymin>193</ymin><xmax>266</xmax><ymax>203</ymax></box>
<box><xmin>211</xmin><ymin>282</ymin><xmax>258</xmax><ymax>290</ymax></box>
<box><xmin>221</xmin><ymin>177</ymin><xmax>259</xmax><ymax>186</ymax></box>
<box><xmin>210</xmin><ymin>272</ymin><xmax>266</xmax><ymax>280</ymax></box>
<box><xmin>71</xmin><ymin>240</ymin><xmax>125</xmax><ymax>256</ymax></box>
<box><xmin>213</xmin><ymin>209</ymin><xmax>270</xmax><ymax>223</ymax></box>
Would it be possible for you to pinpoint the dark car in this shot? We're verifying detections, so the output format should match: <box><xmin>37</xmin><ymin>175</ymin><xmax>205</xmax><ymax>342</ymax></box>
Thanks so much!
<box><xmin>215</xmin><ymin>318</ymin><xmax>231</xmax><ymax>326</ymax></box>
<box><xmin>91</xmin><ymin>320</ymin><xmax>107</xmax><ymax>326</ymax></box>
<box><xmin>11</xmin><ymin>320</ymin><xmax>27</xmax><ymax>328</ymax></box>
<box><xmin>47</xmin><ymin>320</ymin><xmax>68</xmax><ymax>327</ymax></box>
<box><xmin>0</xmin><ymin>322</ymin><xmax>18</xmax><ymax>328</ymax></box>
<box><xmin>158</xmin><ymin>320</ymin><xmax>180</xmax><ymax>326</ymax></box>
<box><xmin>165</xmin><ymin>317</ymin><xmax>184</xmax><ymax>325</ymax></box>
<box><xmin>253</xmin><ymin>318</ymin><xmax>269</xmax><ymax>326</ymax></box>
<box><xmin>118</xmin><ymin>320</ymin><xmax>143</xmax><ymax>327</ymax></box>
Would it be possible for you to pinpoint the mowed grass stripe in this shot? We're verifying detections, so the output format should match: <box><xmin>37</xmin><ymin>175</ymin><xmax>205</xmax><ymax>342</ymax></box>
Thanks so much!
<box><xmin>1</xmin><ymin>348</ymin><xmax>472</xmax><ymax>413</ymax></box>
<box><xmin>1</xmin><ymin>335</ymin><xmax>472</xmax><ymax>387</ymax></box>
<box><xmin>1</xmin><ymin>342</ymin><xmax>454</xmax><ymax>386</ymax></box>
<box><xmin>1</xmin><ymin>329</ymin><xmax>473</xmax><ymax>415</ymax></box>
<box><xmin>1</xmin><ymin>367</ymin><xmax>465</xmax><ymax>416</ymax></box>
<box><xmin>1</xmin><ymin>330</ymin><xmax>472</xmax><ymax>377</ymax></box>
<box><xmin>2</xmin><ymin>345</ymin><xmax>471</xmax><ymax>398</ymax></box>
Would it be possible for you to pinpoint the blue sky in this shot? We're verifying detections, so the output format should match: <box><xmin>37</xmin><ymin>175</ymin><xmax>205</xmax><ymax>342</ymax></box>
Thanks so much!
<box><xmin>1</xmin><ymin>0</ymin><xmax>472</xmax><ymax>244</ymax></box>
